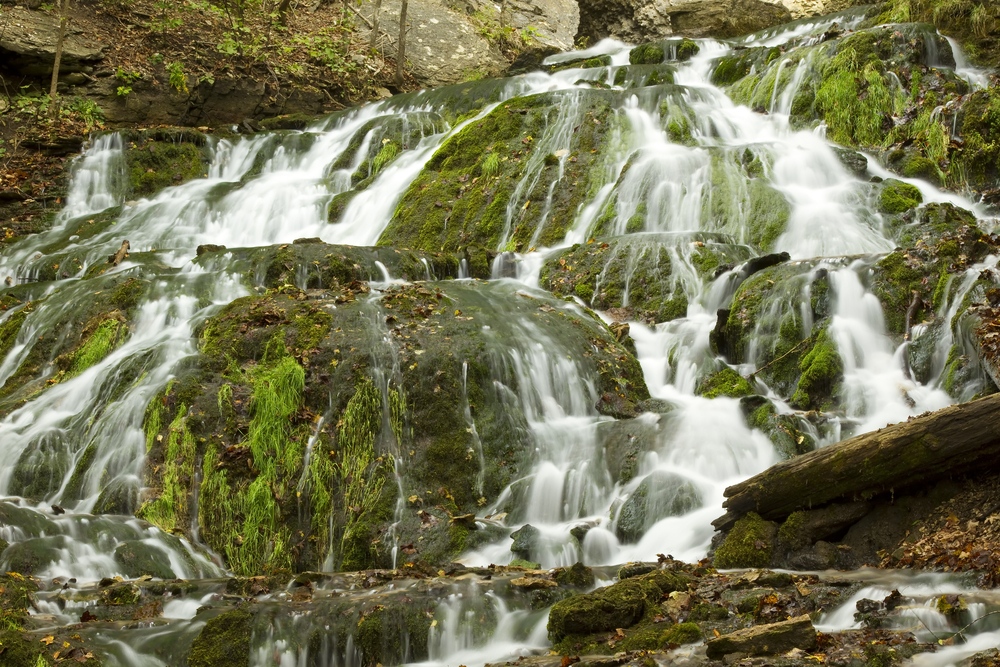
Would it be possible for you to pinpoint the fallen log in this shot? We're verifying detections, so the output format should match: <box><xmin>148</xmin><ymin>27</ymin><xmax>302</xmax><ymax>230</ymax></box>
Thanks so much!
<box><xmin>713</xmin><ymin>393</ymin><xmax>1000</xmax><ymax>532</ymax></box>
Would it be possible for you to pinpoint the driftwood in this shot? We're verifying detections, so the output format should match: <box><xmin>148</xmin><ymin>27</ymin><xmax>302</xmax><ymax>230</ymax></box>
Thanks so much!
<box><xmin>713</xmin><ymin>393</ymin><xmax>1000</xmax><ymax>532</ymax></box>
<box><xmin>107</xmin><ymin>240</ymin><xmax>130</xmax><ymax>266</ymax></box>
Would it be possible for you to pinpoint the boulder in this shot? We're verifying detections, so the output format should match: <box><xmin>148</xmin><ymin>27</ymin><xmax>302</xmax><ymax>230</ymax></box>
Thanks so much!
<box><xmin>615</xmin><ymin>471</ymin><xmax>702</xmax><ymax>543</ymax></box>
<box><xmin>0</xmin><ymin>8</ymin><xmax>106</xmax><ymax>76</ymax></box>
<box><xmin>705</xmin><ymin>614</ymin><xmax>817</xmax><ymax>659</ymax></box>
<box><xmin>577</xmin><ymin>0</ymin><xmax>791</xmax><ymax>45</ymax></box>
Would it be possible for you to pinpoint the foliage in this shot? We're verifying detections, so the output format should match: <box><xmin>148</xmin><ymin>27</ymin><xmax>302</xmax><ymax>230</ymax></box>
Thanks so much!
<box><xmin>167</xmin><ymin>62</ymin><xmax>189</xmax><ymax>94</ymax></box>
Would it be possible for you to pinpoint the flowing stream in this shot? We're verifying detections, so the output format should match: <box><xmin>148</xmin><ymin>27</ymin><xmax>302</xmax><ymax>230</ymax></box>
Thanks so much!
<box><xmin>1</xmin><ymin>8</ymin><xmax>999</xmax><ymax>666</ymax></box>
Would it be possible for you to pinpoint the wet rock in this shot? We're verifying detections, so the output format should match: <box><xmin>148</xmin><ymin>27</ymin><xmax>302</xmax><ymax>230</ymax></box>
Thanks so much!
<box><xmin>511</xmin><ymin>575</ymin><xmax>558</xmax><ymax>590</ymax></box>
<box><xmin>0</xmin><ymin>539</ymin><xmax>61</xmax><ymax>576</ymax></box>
<box><xmin>713</xmin><ymin>512</ymin><xmax>778</xmax><ymax>569</ymax></box>
<box><xmin>615</xmin><ymin>471</ymin><xmax>702</xmax><ymax>543</ymax></box>
<box><xmin>705</xmin><ymin>613</ymin><xmax>816</xmax><ymax>658</ymax></box>
<box><xmin>777</xmin><ymin>502</ymin><xmax>872</xmax><ymax>551</ymax></box>
<box><xmin>114</xmin><ymin>541</ymin><xmax>177</xmax><ymax>580</ymax></box>
<box><xmin>833</xmin><ymin>147</ymin><xmax>868</xmax><ymax>177</ymax></box>
<box><xmin>510</xmin><ymin>524</ymin><xmax>541</xmax><ymax>561</ymax></box>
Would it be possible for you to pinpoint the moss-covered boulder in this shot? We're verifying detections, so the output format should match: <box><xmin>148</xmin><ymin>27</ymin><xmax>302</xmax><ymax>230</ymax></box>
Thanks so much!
<box><xmin>188</xmin><ymin>608</ymin><xmax>253</xmax><ymax>667</ymax></box>
<box><xmin>547</xmin><ymin>569</ymin><xmax>689</xmax><ymax>642</ymax></box>
<box><xmin>120</xmin><ymin>128</ymin><xmax>211</xmax><ymax>198</ymax></box>
<box><xmin>378</xmin><ymin>89</ymin><xmax>627</xmax><ymax>254</ymax></box>
<box><xmin>713</xmin><ymin>512</ymin><xmax>778</xmax><ymax>569</ymax></box>
<box><xmin>139</xmin><ymin>280</ymin><xmax>648</xmax><ymax>576</ymax></box>
<box><xmin>697</xmin><ymin>368</ymin><xmax>753</xmax><ymax>399</ymax></box>
<box><xmin>540</xmin><ymin>235</ymin><xmax>752</xmax><ymax>323</ymax></box>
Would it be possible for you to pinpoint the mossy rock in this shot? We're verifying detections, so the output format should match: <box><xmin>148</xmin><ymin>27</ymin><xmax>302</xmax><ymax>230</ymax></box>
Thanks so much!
<box><xmin>697</xmin><ymin>368</ymin><xmax>753</xmax><ymax>399</ymax></box>
<box><xmin>378</xmin><ymin>89</ymin><xmax>626</xmax><ymax>255</ymax></box>
<box><xmin>878</xmin><ymin>178</ymin><xmax>923</xmax><ymax>214</ymax></box>
<box><xmin>123</xmin><ymin>131</ymin><xmax>210</xmax><ymax>198</ymax></box>
<box><xmin>188</xmin><ymin>608</ymin><xmax>254</xmax><ymax>667</ymax></box>
<box><xmin>713</xmin><ymin>512</ymin><xmax>777</xmax><ymax>569</ymax></box>
<box><xmin>146</xmin><ymin>280</ymin><xmax>648</xmax><ymax>575</ymax></box>
<box><xmin>554</xmin><ymin>562</ymin><xmax>595</xmax><ymax>588</ymax></box>
<box><xmin>547</xmin><ymin>569</ymin><xmax>688</xmax><ymax>642</ymax></box>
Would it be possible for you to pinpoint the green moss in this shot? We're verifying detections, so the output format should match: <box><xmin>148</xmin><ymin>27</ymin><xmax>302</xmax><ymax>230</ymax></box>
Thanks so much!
<box><xmin>778</xmin><ymin>510</ymin><xmax>808</xmax><ymax>549</ymax></box>
<box><xmin>547</xmin><ymin>569</ymin><xmax>688</xmax><ymax>643</ymax></box>
<box><xmin>125</xmin><ymin>138</ymin><xmax>207</xmax><ymax>197</ymax></box>
<box><xmin>109</xmin><ymin>278</ymin><xmax>149</xmax><ymax>311</ymax></box>
<box><xmin>69</xmin><ymin>318</ymin><xmax>126</xmax><ymax>377</ymax></box>
<box><xmin>662</xmin><ymin>622</ymin><xmax>702</xmax><ymax>645</ymax></box>
<box><xmin>137</xmin><ymin>404</ymin><xmax>195</xmax><ymax>533</ymax></box>
<box><xmin>554</xmin><ymin>562</ymin><xmax>595</xmax><ymax>588</ymax></box>
<box><xmin>188</xmin><ymin>608</ymin><xmax>253</xmax><ymax>667</ymax></box>
<box><xmin>879</xmin><ymin>179</ymin><xmax>924</xmax><ymax>214</ymax></box>
<box><xmin>630</xmin><ymin>44</ymin><xmax>664</xmax><ymax>65</ymax></box>
<box><xmin>688</xmin><ymin>602</ymin><xmax>729</xmax><ymax>621</ymax></box>
<box><xmin>790</xmin><ymin>328</ymin><xmax>842</xmax><ymax>410</ymax></box>
<box><xmin>0</xmin><ymin>573</ymin><xmax>38</xmax><ymax>631</ymax></box>
<box><xmin>0</xmin><ymin>308</ymin><xmax>29</xmax><ymax>362</ymax></box>
<box><xmin>697</xmin><ymin>368</ymin><xmax>752</xmax><ymax>399</ymax></box>
<box><xmin>714</xmin><ymin>512</ymin><xmax>773</xmax><ymax>569</ymax></box>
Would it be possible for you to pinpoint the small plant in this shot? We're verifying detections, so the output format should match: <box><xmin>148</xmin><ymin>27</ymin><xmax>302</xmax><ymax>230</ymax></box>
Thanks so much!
<box><xmin>65</xmin><ymin>97</ymin><xmax>105</xmax><ymax>129</ymax></box>
<box><xmin>149</xmin><ymin>52</ymin><xmax>164</xmax><ymax>64</ymax></box>
<box><xmin>481</xmin><ymin>151</ymin><xmax>500</xmax><ymax>179</ymax></box>
<box><xmin>114</xmin><ymin>68</ymin><xmax>141</xmax><ymax>98</ymax></box>
<box><xmin>167</xmin><ymin>62</ymin><xmax>189</xmax><ymax>94</ymax></box>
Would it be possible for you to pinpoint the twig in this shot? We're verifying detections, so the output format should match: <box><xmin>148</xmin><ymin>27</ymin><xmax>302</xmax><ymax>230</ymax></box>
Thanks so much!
<box><xmin>750</xmin><ymin>337</ymin><xmax>812</xmax><ymax>377</ymax></box>
<box><xmin>346</xmin><ymin>2</ymin><xmax>373</xmax><ymax>28</ymax></box>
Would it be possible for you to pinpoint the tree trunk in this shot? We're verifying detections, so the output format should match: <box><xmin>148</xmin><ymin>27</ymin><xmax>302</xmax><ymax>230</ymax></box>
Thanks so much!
<box><xmin>395</xmin><ymin>0</ymin><xmax>407</xmax><ymax>86</ymax></box>
<box><xmin>499</xmin><ymin>0</ymin><xmax>507</xmax><ymax>29</ymax></box>
<box><xmin>369</xmin><ymin>0</ymin><xmax>382</xmax><ymax>50</ymax></box>
<box><xmin>276</xmin><ymin>0</ymin><xmax>292</xmax><ymax>26</ymax></box>
<box><xmin>48</xmin><ymin>0</ymin><xmax>70</xmax><ymax>118</ymax></box>
<box><xmin>713</xmin><ymin>392</ymin><xmax>1000</xmax><ymax>532</ymax></box>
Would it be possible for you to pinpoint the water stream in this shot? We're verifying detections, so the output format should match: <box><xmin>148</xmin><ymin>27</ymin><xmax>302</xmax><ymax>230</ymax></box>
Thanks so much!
<box><xmin>1</xmin><ymin>8</ymin><xmax>999</xmax><ymax>666</ymax></box>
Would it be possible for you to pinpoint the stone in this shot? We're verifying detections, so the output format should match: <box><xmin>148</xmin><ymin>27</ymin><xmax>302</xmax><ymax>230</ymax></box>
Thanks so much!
<box><xmin>577</xmin><ymin>0</ymin><xmax>791</xmax><ymax>45</ymax></box>
<box><xmin>615</xmin><ymin>471</ymin><xmax>702</xmax><ymax>543</ymax></box>
<box><xmin>511</xmin><ymin>576</ymin><xmax>558</xmax><ymax>590</ymax></box>
<box><xmin>510</xmin><ymin>523</ymin><xmax>541</xmax><ymax>561</ymax></box>
<box><xmin>0</xmin><ymin>8</ymin><xmax>106</xmax><ymax>76</ymax></box>
<box><xmin>705</xmin><ymin>614</ymin><xmax>817</xmax><ymax>659</ymax></box>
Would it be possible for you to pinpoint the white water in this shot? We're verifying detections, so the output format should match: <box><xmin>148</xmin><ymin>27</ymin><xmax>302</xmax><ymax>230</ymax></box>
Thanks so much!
<box><xmin>0</xmin><ymin>8</ymin><xmax>997</xmax><ymax>667</ymax></box>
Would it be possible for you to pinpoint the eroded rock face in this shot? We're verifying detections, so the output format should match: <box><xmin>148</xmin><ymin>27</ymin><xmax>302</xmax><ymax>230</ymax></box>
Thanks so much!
<box><xmin>0</xmin><ymin>7</ymin><xmax>106</xmax><ymax>77</ymax></box>
<box><xmin>576</xmin><ymin>0</ymin><xmax>791</xmax><ymax>45</ymax></box>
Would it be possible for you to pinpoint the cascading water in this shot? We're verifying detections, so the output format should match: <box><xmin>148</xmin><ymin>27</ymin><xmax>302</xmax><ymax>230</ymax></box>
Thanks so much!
<box><xmin>1</xmin><ymin>6</ymin><xmax>999</xmax><ymax>667</ymax></box>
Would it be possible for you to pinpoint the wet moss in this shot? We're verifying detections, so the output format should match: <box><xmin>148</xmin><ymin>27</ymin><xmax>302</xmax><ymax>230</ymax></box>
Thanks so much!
<box><xmin>554</xmin><ymin>562</ymin><xmax>596</xmax><ymax>588</ymax></box>
<box><xmin>378</xmin><ymin>90</ymin><xmax>620</xmax><ymax>254</ymax></box>
<box><xmin>879</xmin><ymin>179</ymin><xmax>923</xmax><ymax>214</ymax></box>
<box><xmin>630</xmin><ymin>44</ymin><xmax>665</xmax><ymax>65</ymax></box>
<box><xmin>125</xmin><ymin>137</ymin><xmax>208</xmax><ymax>198</ymax></box>
<box><xmin>714</xmin><ymin>512</ymin><xmax>774</xmax><ymax>569</ymax></box>
<box><xmin>697</xmin><ymin>368</ymin><xmax>752</xmax><ymax>399</ymax></box>
<box><xmin>663</xmin><ymin>622</ymin><xmax>702</xmax><ymax>644</ymax></box>
<box><xmin>0</xmin><ymin>572</ymin><xmax>38</xmax><ymax>631</ymax></box>
<box><xmin>67</xmin><ymin>317</ymin><xmax>126</xmax><ymax>377</ymax></box>
<box><xmin>790</xmin><ymin>328</ymin><xmax>843</xmax><ymax>411</ymax></box>
<box><xmin>547</xmin><ymin>569</ymin><xmax>689</xmax><ymax>643</ymax></box>
<box><xmin>188</xmin><ymin>608</ymin><xmax>253</xmax><ymax>667</ymax></box>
